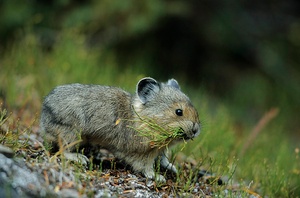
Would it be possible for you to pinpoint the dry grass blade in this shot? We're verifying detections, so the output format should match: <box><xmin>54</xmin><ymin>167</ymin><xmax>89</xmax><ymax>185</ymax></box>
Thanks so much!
<box><xmin>0</xmin><ymin>104</ymin><xmax>10</xmax><ymax>128</ymax></box>
<box><xmin>50</xmin><ymin>135</ymin><xmax>83</xmax><ymax>162</ymax></box>
<box><xmin>240</xmin><ymin>107</ymin><xmax>279</xmax><ymax>156</ymax></box>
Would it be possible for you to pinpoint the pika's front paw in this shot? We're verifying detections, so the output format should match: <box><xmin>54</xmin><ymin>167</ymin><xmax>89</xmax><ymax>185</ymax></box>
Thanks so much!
<box><xmin>160</xmin><ymin>154</ymin><xmax>178</xmax><ymax>174</ymax></box>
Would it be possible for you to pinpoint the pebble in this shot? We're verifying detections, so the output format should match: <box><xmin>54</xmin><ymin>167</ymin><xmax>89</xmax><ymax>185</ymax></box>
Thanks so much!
<box><xmin>0</xmin><ymin>144</ymin><xmax>14</xmax><ymax>158</ymax></box>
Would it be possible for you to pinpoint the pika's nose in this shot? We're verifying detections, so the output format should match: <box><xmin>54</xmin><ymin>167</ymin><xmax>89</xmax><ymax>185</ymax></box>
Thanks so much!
<box><xmin>192</xmin><ymin>123</ymin><xmax>200</xmax><ymax>136</ymax></box>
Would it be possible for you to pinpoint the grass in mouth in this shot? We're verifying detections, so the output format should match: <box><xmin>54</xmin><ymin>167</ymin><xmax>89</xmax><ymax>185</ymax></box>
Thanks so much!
<box><xmin>125</xmin><ymin>109</ymin><xmax>187</xmax><ymax>149</ymax></box>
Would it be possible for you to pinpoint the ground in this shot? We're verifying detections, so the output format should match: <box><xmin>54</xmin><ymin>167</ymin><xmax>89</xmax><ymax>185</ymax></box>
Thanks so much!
<box><xmin>0</xmin><ymin>125</ymin><xmax>259</xmax><ymax>198</ymax></box>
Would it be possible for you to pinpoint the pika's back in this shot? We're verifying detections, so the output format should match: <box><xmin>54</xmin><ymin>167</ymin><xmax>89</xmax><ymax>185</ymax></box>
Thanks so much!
<box><xmin>40</xmin><ymin>83</ymin><xmax>132</xmax><ymax>135</ymax></box>
<box><xmin>44</xmin><ymin>83</ymin><xmax>130</xmax><ymax>103</ymax></box>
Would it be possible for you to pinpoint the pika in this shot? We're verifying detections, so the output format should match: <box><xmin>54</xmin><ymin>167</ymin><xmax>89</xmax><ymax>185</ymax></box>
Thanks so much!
<box><xmin>40</xmin><ymin>77</ymin><xmax>200</xmax><ymax>182</ymax></box>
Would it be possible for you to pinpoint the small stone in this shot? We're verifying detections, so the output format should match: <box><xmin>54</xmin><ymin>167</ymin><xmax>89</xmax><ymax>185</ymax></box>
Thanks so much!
<box><xmin>0</xmin><ymin>144</ymin><xmax>14</xmax><ymax>158</ymax></box>
<box><xmin>58</xmin><ymin>188</ymin><xmax>81</xmax><ymax>198</ymax></box>
<box><xmin>146</xmin><ymin>180</ymin><xmax>154</xmax><ymax>187</ymax></box>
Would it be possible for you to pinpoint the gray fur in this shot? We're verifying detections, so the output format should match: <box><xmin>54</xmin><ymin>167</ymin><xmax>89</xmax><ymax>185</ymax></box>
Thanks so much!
<box><xmin>167</xmin><ymin>78</ymin><xmax>180</xmax><ymax>89</ymax></box>
<box><xmin>40</xmin><ymin>77</ymin><xmax>200</xmax><ymax>182</ymax></box>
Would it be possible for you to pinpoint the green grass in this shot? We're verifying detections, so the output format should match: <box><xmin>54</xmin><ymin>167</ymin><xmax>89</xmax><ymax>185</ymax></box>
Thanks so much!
<box><xmin>128</xmin><ymin>109</ymin><xmax>186</xmax><ymax>149</ymax></box>
<box><xmin>1</xmin><ymin>29</ymin><xmax>299</xmax><ymax>197</ymax></box>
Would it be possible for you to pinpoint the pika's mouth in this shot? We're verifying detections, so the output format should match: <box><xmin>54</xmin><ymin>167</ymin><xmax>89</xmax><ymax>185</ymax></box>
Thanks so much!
<box><xmin>176</xmin><ymin>129</ymin><xmax>194</xmax><ymax>141</ymax></box>
<box><xmin>174</xmin><ymin>123</ymin><xmax>200</xmax><ymax>141</ymax></box>
<box><xmin>182</xmin><ymin>134</ymin><xmax>194</xmax><ymax>141</ymax></box>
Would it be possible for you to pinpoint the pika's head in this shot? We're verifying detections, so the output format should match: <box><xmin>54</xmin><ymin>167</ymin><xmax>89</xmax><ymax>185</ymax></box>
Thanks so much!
<box><xmin>132</xmin><ymin>77</ymin><xmax>200</xmax><ymax>142</ymax></box>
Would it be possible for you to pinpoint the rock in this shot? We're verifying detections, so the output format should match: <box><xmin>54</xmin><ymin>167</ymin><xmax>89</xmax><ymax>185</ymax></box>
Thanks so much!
<box><xmin>57</xmin><ymin>188</ymin><xmax>83</xmax><ymax>198</ymax></box>
<box><xmin>0</xmin><ymin>153</ymin><xmax>55</xmax><ymax>197</ymax></box>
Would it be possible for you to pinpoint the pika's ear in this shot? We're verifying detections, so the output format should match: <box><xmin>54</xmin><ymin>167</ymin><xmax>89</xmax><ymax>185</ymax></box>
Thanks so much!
<box><xmin>137</xmin><ymin>77</ymin><xmax>160</xmax><ymax>104</ymax></box>
<box><xmin>167</xmin><ymin>78</ymin><xmax>180</xmax><ymax>89</ymax></box>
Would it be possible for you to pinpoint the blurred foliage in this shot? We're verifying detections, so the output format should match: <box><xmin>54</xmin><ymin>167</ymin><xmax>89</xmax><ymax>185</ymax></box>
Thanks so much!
<box><xmin>0</xmin><ymin>1</ymin><xmax>300</xmax><ymax>196</ymax></box>
<box><xmin>1</xmin><ymin>0</ymin><xmax>299</xmax><ymax>137</ymax></box>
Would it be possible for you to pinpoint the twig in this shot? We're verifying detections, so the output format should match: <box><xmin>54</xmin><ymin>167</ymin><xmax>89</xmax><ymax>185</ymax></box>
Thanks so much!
<box><xmin>240</xmin><ymin>108</ymin><xmax>279</xmax><ymax>156</ymax></box>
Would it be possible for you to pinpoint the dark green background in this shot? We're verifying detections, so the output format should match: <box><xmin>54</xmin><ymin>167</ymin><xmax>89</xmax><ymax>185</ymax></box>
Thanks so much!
<box><xmin>1</xmin><ymin>0</ymin><xmax>299</xmax><ymax>141</ymax></box>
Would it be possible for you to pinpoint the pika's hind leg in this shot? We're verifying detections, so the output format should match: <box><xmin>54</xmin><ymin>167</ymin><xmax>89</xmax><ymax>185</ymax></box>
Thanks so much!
<box><xmin>41</xmin><ymin>125</ymin><xmax>88</xmax><ymax>164</ymax></box>
<box><xmin>62</xmin><ymin>152</ymin><xmax>89</xmax><ymax>165</ymax></box>
<box><xmin>54</xmin><ymin>129</ymin><xmax>89</xmax><ymax>164</ymax></box>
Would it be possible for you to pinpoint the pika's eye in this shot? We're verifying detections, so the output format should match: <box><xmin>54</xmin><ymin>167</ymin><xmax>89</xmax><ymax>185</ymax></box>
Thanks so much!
<box><xmin>175</xmin><ymin>109</ymin><xmax>183</xmax><ymax>116</ymax></box>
